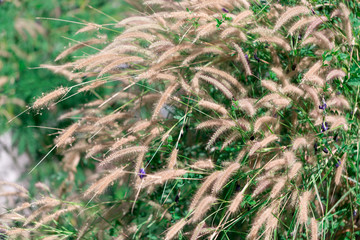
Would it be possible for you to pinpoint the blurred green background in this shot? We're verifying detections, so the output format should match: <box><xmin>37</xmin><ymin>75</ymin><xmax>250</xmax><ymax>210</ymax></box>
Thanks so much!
<box><xmin>0</xmin><ymin>0</ymin><xmax>130</xmax><ymax>186</ymax></box>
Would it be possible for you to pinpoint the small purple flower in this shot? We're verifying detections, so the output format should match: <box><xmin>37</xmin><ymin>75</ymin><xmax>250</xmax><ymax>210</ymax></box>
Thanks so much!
<box><xmin>175</xmin><ymin>191</ymin><xmax>180</xmax><ymax>203</ymax></box>
<box><xmin>222</xmin><ymin>8</ymin><xmax>229</xmax><ymax>13</ymax></box>
<box><xmin>319</xmin><ymin>103</ymin><xmax>327</xmax><ymax>110</ymax></box>
<box><xmin>245</xmin><ymin>54</ymin><xmax>249</xmax><ymax>62</ymax></box>
<box><xmin>323</xmin><ymin>147</ymin><xmax>328</xmax><ymax>154</ymax></box>
<box><xmin>139</xmin><ymin>168</ymin><xmax>146</xmax><ymax>179</ymax></box>
<box><xmin>335</xmin><ymin>160</ymin><xmax>341</xmax><ymax>168</ymax></box>
<box><xmin>254</xmin><ymin>53</ymin><xmax>260</xmax><ymax>62</ymax></box>
<box><xmin>321</xmin><ymin>122</ymin><xmax>328</xmax><ymax>132</ymax></box>
<box><xmin>311</xmin><ymin>8</ymin><xmax>316</xmax><ymax>15</ymax></box>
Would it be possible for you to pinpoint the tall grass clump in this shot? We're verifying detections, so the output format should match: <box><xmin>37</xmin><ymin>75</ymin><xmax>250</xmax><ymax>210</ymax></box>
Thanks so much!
<box><xmin>2</xmin><ymin>0</ymin><xmax>360</xmax><ymax>239</ymax></box>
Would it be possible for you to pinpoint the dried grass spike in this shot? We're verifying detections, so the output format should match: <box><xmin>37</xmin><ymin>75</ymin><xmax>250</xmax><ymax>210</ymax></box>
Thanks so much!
<box><xmin>33</xmin><ymin>87</ymin><xmax>68</xmax><ymax>109</ymax></box>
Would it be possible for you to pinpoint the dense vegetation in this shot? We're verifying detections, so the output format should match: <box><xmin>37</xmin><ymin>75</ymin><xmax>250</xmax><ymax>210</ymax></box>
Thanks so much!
<box><xmin>1</xmin><ymin>0</ymin><xmax>360</xmax><ymax>239</ymax></box>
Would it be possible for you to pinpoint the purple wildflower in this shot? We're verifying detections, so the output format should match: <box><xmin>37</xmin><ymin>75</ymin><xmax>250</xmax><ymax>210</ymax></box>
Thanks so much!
<box><xmin>245</xmin><ymin>53</ymin><xmax>249</xmax><ymax>62</ymax></box>
<box><xmin>314</xmin><ymin>142</ymin><xmax>318</xmax><ymax>153</ymax></box>
<box><xmin>175</xmin><ymin>191</ymin><xmax>180</xmax><ymax>203</ymax></box>
<box><xmin>319</xmin><ymin>103</ymin><xmax>327</xmax><ymax>110</ymax></box>
<box><xmin>335</xmin><ymin>160</ymin><xmax>341</xmax><ymax>168</ymax></box>
<box><xmin>323</xmin><ymin>147</ymin><xmax>328</xmax><ymax>154</ymax></box>
<box><xmin>254</xmin><ymin>53</ymin><xmax>260</xmax><ymax>62</ymax></box>
<box><xmin>139</xmin><ymin>168</ymin><xmax>146</xmax><ymax>179</ymax></box>
<box><xmin>321</xmin><ymin>122</ymin><xmax>328</xmax><ymax>132</ymax></box>
<box><xmin>222</xmin><ymin>8</ymin><xmax>229</xmax><ymax>13</ymax></box>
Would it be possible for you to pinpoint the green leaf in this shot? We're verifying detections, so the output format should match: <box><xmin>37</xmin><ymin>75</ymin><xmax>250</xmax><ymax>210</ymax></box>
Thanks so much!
<box><xmin>347</xmin><ymin>78</ymin><xmax>360</xmax><ymax>86</ymax></box>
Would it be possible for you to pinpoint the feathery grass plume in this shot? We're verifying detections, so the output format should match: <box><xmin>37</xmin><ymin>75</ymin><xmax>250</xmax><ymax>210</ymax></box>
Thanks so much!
<box><xmin>261</xmin><ymin>80</ymin><xmax>278</xmax><ymax>92</ymax></box>
<box><xmin>228</xmin><ymin>190</ymin><xmax>244</xmax><ymax>214</ymax></box>
<box><xmin>34</xmin><ymin>205</ymin><xmax>80</xmax><ymax>229</ymax></box>
<box><xmin>116</xmin><ymin>16</ymin><xmax>155</xmax><ymax>27</ymax></box>
<box><xmin>33</xmin><ymin>87</ymin><xmax>68</xmax><ymax>109</ymax></box>
<box><xmin>325</xmin><ymin>115</ymin><xmax>348</xmax><ymax>131</ymax></box>
<box><xmin>233</xmin><ymin>43</ymin><xmax>252</xmax><ymax>76</ymax></box>
<box><xmin>110</xmin><ymin>136</ymin><xmax>137</xmax><ymax>151</ymax></box>
<box><xmin>198</xmin><ymin>75</ymin><xmax>234</xmax><ymax>99</ymax></box>
<box><xmin>123</xmin><ymin>23</ymin><xmax>164</xmax><ymax>33</ymax></box>
<box><xmin>98</xmin><ymin>56</ymin><xmax>144</xmax><ymax>77</ymax></box>
<box><xmin>292</xmin><ymin>137</ymin><xmax>308</xmax><ymax>150</ymax></box>
<box><xmin>254</xmin><ymin>116</ymin><xmax>277</xmax><ymax>133</ymax></box>
<box><xmin>165</xmin><ymin>219</ymin><xmax>187</xmax><ymax>240</ymax></box>
<box><xmin>304</xmin><ymin>16</ymin><xmax>328</xmax><ymax>39</ymax></box>
<box><xmin>233</xmin><ymin>10</ymin><xmax>253</xmax><ymax>23</ymax></box>
<box><xmin>339</xmin><ymin>3</ymin><xmax>353</xmax><ymax>44</ymax></box>
<box><xmin>168</xmin><ymin>148</ymin><xmax>178</xmax><ymax>169</ymax></box>
<box><xmin>85</xmin><ymin>144</ymin><xmax>106</xmax><ymax>159</ymax></box>
<box><xmin>237</xmin><ymin>98</ymin><xmax>256</xmax><ymax>116</ymax></box>
<box><xmin>198</xmin><ymin>100</ymin><xmax>228</xmax><ymax>116</ymax></box>
<box><xmin>75</xmin><ymin>23</ymin><xmax>102</xmax><ymax>35</ymax></box>
<box><xmin>142</xmin><ymin>169</ymin><xmax>187</xmax><ymax>188</ymax></box>
<box><xmin>191</xmin><ymin>159</ymin><xmax>214</xmax><ymax>170</ymax></box>
<box><xmin>298</xmin><ymin>191</ymin><xmax>311</xmax><ymax>224</ymax></box>
<box><xmin>206</xmin><ymin>126</ymin><xmax>232</xmax><ymax>149</ymax></box>
<box><xmin>191</xmin><ymin>196</ymin><xmax>217</xmax><ymax>222</ymax></box>
<box><xmin>312</xmin><ymin>32</ymin><xmax>334</xmax><ymax>50</ymax></box>
<box><xmin>327</xmin><ymin>96</ymin><xmax>350</xmax><ymax>109</ymax></box>
<box><xmin>193</xmin><ymin>22</ymin><xmax>218</xmax><ymax>43</ymax></box>
<box><xmin>152</xmin><ymin>83</ymin><xmax>179</xmax><ymax>120</ymax></box>
<box><xmin>270</xmin><ymin>177</ymin><xmax>286</xmax><ymax>198</ymax></box>
<box><xmin>289</xmin><ymin>16</ymin><xmax>317</xmax><ymax>35</ymax></box>
<box><xmin>248</xmin><ymin>204</ymin><xmax>275</xmax><ymax>239</ymax></box>
<box><xmin>95</xmin><ymin>112</ymin><xmax>130</xmax><ymax>126</ymax></box>
<box><xmin>5</xmin><ymin>228</ymin><xmax>29</xmax><ymax>238</ymax></box>
<box><xmin>191</xmin><ymin>221</ymin><xmax>205</xmax><ymax>240</ymax></box>
<box><xmin>157</xmin><ymin>44</ymin><xmax>191</xmax><ymax>64</ymax></box>
<box><xmin>252</xmin><ymin>179</ymin><xmax>272</xmax><ymax>197</ymax></box>
<box><xmin>149</xmin><ymin>40</ymin><xmax>174</xmax><ymax>50</ymax></box>
<box><xmin>221</xmin><ymin>27</ymin><xmax>246</xmax><ymax>41</ymax></box>
<box><xmin>190</xmin><ymin>171</ymin><xmax>222</xmax><ymax>210</ymax></box>
<box><xmin>257</xmin><ymin>36</ymin><xmax>291</xmax><ymax>51</ymax></box>
<box><xmin>74</xmin><ymin>54</ymin><xmax>118</xmax><ymax>70</ymax></box>
<box><xmin>100</xmin><ymin>146</ymin><xmax>148</xmax><ymax>166</ymax></box>
<box><xmin>302</xmin><ymin>85</ymin><xmax>321</xmax><ymax>107</ymax></box>
<box><xmin>56</xmin><ymin>123</ymin><xmax>79</xmax><ymax>148</ymax></box>
<box><xmin>264</xmin><ymin>158</ymin><xmax>286</xmax><ymax>170</ymax></box>
<box><xmin>273</xmin><ymin>6</ymin><xmax>309</xmax><ymax>31</ymax></box>
<box><xmin>335</xmin><ymin>153</ymin><xmax>347</xmax><ymax>185</ymax></box>
<box><xmin>282</xmin><ymin>84</ymin><xmax>304</xmax><ymax>96</ymax></box>
<box><xmin>55</xmin><ymin>38</ymin><xmax>105</xmax><ymax>61</ymax></box>
<box><xmin>196</xmin><ymin>67</ymin><xmax>246</xmax><ymax>93</ymax></box>
<box><xmin>11</xmin><ymin>202</ymin><xmax>31</xmax><ymax>213</ymax></box>
<box><xmin>84</xmin><ymin>167</ymin><xmax>125</xmax><ymax>197</ymax></box>
<box><xmin>114</xmin><ymin>31</ymin><xmax>156</xmax><ymax>42</ymax></box>
<box><xmin>326</xmin><ymin>69</ymin><xmax>346</xmax><ymax>82</ymax></box>
<box><xmin>213</xmin><ymin>163</ymin><xmax>240</xmax><ymax>193</ymax></box>
<box><xmin>256</xmin><ymin>93</ymin><xmax>282</xmax><ymax>106</ymax></box>
<box><xmin>0</xmin><ymin>181</ymin><xmax>28</xmax><ymax>194</ymax></box>
<box><xmin>128</xmin><ymin>120</ymin><xmax>152</xmax><ymax>133</ymax></box>
<box><xmin>311</xmin><ymin>217</ymin><xmax>318</xmax><ymax>240</ymax></box>
<box><xmin>288</xmin><ymin>162</ymin><xmax>302</xmax><ymax>179</ymax></box>
<box><xmin>221</xmin><ymin>132</ymin><xmax>241</xmax><ymax>150</ymax></box>
<box><xmin>271</xmin><ymin>67</ymin><xmax>288</xmax><ymax>85</ymax></box>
